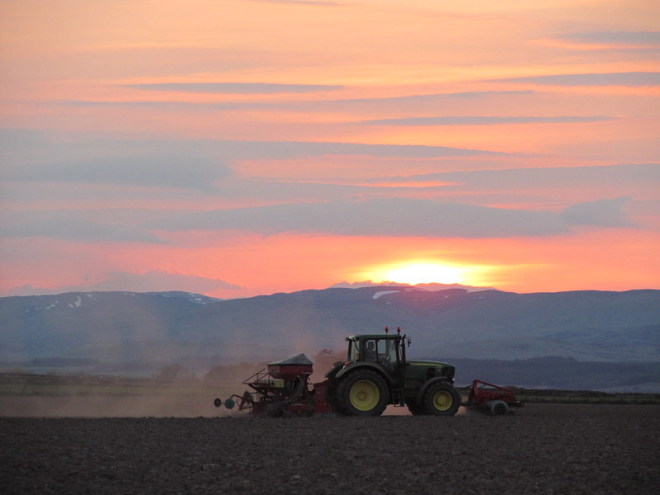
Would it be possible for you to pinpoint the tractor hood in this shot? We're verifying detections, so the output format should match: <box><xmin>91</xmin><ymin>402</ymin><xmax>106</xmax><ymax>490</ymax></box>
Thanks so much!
<box><xmin>408</xmin><ymin>359</ymin><xmax>455</xmax><ymax>369</ymax></box>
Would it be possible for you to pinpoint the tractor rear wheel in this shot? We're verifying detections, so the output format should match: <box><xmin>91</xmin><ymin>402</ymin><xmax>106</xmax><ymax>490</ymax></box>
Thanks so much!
<box><xmin>337</xmin><ymin>370</ymin><xmax>388</xmax><ymax>417</ymax></box>
<box><xmin>423</xmin><ymin>382</ymin><xmax>460</xmax><ymax>416</ymax></box>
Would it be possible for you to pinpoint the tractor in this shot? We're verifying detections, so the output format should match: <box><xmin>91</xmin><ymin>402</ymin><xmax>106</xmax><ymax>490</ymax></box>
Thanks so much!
<box><xmin>324</xmin><ymin>327</ymin><xmax>460</xmax><ymax>416</ymax></box>
<box><xmin>215</xmin><ymin>327</ymin><xmax>466</xmax><ymax>417</ymax></box>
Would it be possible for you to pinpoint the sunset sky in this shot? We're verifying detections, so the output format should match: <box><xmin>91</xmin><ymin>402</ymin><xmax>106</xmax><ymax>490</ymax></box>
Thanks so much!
<box><xmin>1</xmin><ymin>0</ymin><xmax>659</xmax><ymax>298</ymax></box>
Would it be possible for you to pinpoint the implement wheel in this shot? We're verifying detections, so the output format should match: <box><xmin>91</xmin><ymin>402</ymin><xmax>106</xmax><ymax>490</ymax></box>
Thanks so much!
<box><xmin>488</xmin><ymin>400</ymin><xmax>509</xmax><ymax>416</ymax></box>
<box><xmin>337</xmin><ymin>370</ymin><xmax>388</xmax><ymax>417</ymax></box>
<box><xmin>423</xmin><ymin>382</ymin><xmax>460</xmax><ymax>416</ymax></box>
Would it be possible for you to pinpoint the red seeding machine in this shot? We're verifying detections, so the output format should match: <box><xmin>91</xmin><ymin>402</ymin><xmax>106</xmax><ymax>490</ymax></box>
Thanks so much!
<box><xmin>214</xmin><ymin>354</ymin><xmax>330</xmax><ymax>417</ymax></box>
<box><xmin>214</xmin><ymin>327</ymin><xmax>524</xmax><ymax>417</ymax></box>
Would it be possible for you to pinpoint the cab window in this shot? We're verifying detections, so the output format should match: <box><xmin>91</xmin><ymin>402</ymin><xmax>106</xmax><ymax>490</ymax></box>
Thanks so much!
<box><xmin>377</xmin><ymin>339</ymin><xmax>398</xmax><ymax>364</ymax></box>
<box><xmin>348</xmin><ymin>340</ymin><xmax>360</xmax><ymax>361</ymax></box>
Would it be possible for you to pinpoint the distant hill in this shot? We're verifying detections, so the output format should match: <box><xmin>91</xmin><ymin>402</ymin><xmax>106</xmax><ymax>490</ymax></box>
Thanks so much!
<box><xmin>329</xmin><ymin>281</ymin><xmax>494</xmax><ymax>292</ymax></box>
<box><xmin>1</xmin><ymin>287</ymin><xmax>658</xmax><ymax>390</ymax></box>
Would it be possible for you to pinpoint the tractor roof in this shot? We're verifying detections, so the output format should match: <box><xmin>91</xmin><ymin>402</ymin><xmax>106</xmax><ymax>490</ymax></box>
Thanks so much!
<box><xmin>347</xmin><ymin>333</ymin><xmax>403</xmax><ymax>341</ymax></box>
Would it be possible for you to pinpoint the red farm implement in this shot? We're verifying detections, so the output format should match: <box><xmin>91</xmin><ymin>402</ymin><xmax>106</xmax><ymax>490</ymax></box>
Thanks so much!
<box><xmin>462</xmin><ymin>379</ymin><xmax>524</xmax><ymax>415</ymax></box>
<box><xmin>214</xmin><ymin>354</ymin><xmax>332</xmax><ymax>417</ymax></box>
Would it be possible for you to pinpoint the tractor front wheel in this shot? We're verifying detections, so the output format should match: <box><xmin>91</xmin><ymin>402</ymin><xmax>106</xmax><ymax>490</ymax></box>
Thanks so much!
<box><xmin>423</xmin><ymin>382</ymin><xmax>460</xmax><ymax>416</ymax></box>
<box><xmin>337</xmin><ymin>370</ymin><xmax>388</xmax><ymax>417</ymax></box>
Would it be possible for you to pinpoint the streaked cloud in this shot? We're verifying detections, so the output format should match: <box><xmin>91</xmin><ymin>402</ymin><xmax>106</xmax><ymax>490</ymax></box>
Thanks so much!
<box><xmin>247</xmin><ymin>0</ymin><xmax>343</xmax><ymax>5</ymax></box>
<box><xmin>558</xmin><ymin>31</ymin><xmax>660</xmax><ymax>47</ymax></box>
<box><xmin>56</xmin><ymin>90</ymin><xmax>535</xmax><ymax>112</ymax></box>
<box><xmin>0</xmin><ymin>218</ymin><xmax>165</xmax><ymax>244</ymax></box>
<box><xmin>494</xmin><ymin>72</ymin><xmax>660</xmax><ymax>86</ymax></box>
<box><xmin>559</xmin><ymin>196</ymin><xmax>632</xmax><ymax>227</ymax></box>
<box><xmin>125</xmin><ymin>82</ymin><xmax>344</xmax><ymax>94</ymax></box>
<box><xmin>0</xmin><ymin>132</ymin><xmax>494</xmax><ymax>169</ymax></box>
<box><xmin>205</xmin><ymin>140</ymin><xmax>493</xmax><ymax>159</ymax></box>
<box><xmin>361</xmin><ymin>116</ymin><xmax>613</xmax><ymax>126</ymax></box>
<box><xmin>4</xmin><ymin>270</ymin><xmax>242</xmax><ymax>297</ymax></box>
<box><xmin>146</xmin><ymin>197</ymin><xmax>631</xmax><ymax>239</ymax></box>
<box><xmin>57</xmin><ymin>100</ymin><xmax>208</xmax><ymax>108</ymax></box>
<box><xmin>84</xmin><ymin>270</ymin><xmax>242</xmax><ymax>293</ymax></box>
<box><xmin>1</xmin><ymin>163</ymin><xmax>649</xmax><ymax>244</ymax></box>
<box><xmin>3</xmin><ymin>151</ymin><xmax>231</xmax><ymax>191</ymax></box>
<box><xmin>311</xmin><ymin>91</ymin><xmax>535</xmax><ymax>107</ymax></box>
<box><xmin>389</xmin><ymin>163</ymin><xmax>660</xmax><ymax>190</ymax></box>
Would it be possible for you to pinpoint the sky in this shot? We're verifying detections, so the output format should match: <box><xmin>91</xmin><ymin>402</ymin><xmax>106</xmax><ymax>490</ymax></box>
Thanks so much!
<box><xmin>0</xmin><ymin>0</ymin><xmax>659</xmax><ymax>299</ymax></box>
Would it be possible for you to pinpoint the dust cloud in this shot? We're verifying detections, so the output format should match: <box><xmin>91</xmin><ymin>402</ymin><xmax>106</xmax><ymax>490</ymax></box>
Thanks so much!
<box><xmin>0</xmin><ymin>393</ymin><xmax>235</xmax><ymax>418</ymax></box>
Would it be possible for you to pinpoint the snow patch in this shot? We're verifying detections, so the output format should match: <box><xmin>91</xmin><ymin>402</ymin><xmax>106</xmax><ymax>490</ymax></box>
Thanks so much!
<box><xmin>69</xmin><ymin>295</ymin><xmax>82</xmax><ymax>309</ymax></box>
<box><xmin>373</xmin><ymin>291</ymin><xmax>400</xmax><ymax>300</ymax></box>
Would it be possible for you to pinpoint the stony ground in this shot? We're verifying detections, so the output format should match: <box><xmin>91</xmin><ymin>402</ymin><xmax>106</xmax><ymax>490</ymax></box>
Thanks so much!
<box><xmin>1</xmin><ymin>404</ymin><xmax>659</xmax><ymax>494</ymax></box>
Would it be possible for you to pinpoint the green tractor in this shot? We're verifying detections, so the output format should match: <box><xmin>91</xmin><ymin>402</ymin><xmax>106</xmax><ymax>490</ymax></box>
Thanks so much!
<box><xmin>324</xmin><ymin>327</ymin><xmax>461</xmax><ymax>416</ymax></box>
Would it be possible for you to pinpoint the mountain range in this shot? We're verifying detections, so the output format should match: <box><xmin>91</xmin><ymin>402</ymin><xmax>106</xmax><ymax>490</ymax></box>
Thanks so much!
<box><xmin>1</xmin><ymin>286</ymin><xmax>659</xmax><ymax>391</ymax></box>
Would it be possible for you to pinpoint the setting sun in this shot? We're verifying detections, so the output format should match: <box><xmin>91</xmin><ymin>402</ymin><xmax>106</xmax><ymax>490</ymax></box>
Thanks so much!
<box><xmin>380</xmin><ymin>263</ymin><xmax>463</xmax><ymax>285</ymax></box>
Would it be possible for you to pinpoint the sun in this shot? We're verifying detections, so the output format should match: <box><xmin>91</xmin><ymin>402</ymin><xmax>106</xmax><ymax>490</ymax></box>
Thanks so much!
<box><xmin>381</xmin><ymin>263</ymin><xmax>463</xmax><ymax>285</ymax></box>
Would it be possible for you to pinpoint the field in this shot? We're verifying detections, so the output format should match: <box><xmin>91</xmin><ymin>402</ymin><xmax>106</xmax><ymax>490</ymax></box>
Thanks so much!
<box><xmin>2</xmin><ymin>373</ymin><xmax>659</xmax><ymax>494</ymax></box>
<box><xmin>2</xmin><ymin>404</ymin><xmax>659</xmax><ymax>494</ymax></box>
<box><xmin>1</xmin><ymin>371</ymin><xmax>660</xmax><ymax>418</ymax></box>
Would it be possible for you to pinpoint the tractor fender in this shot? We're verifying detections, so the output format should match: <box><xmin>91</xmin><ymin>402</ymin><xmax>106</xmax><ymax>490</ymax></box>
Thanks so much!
<box><xmin>325</xmin><ymin>361</ymin><xmax>345</xmax><ymax>380</ymax></box>
<box><xmin>334</xmin><ymin>362</ymin><xmax>391</xmax><ymax>385</ymax></box>
<box><xmin>415</xmin><ymin>377</ymin><xmax>453</xmax><ymax>407</ymax></box>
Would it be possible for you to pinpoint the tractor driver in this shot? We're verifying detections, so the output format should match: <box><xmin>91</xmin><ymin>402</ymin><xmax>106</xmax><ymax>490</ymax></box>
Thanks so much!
<box><xmin>365</xmin><ymin>341</ymin><xmax>377</xmax><ymax>361</ymax></box>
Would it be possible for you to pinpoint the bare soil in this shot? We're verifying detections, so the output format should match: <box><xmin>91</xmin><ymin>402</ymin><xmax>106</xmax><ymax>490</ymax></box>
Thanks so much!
<box><xmin>1</xmin><ymin>404</ymin><xmax>659</xmax><ymax>494</ymax></box>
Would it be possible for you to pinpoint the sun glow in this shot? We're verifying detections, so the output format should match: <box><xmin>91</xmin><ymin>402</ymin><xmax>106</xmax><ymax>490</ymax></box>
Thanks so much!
<box><xmin>379</xmin><ymin>263</ymin><xmax>464</xmax><ymax>285</ymax></box>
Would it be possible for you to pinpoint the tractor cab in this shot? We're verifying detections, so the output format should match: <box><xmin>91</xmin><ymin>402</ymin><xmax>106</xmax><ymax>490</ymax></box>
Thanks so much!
<box><xmin>346</xmin><ymin>327</ymin><xmax>407</xmax><ymax>371</ymax></box>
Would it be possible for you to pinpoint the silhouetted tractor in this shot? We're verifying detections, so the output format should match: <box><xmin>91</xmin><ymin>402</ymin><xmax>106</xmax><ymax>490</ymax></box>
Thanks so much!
<box><xmin>324</xmin><ymin>327</ymin><xmax>461</xmax><ymax>416</ymax></box>
<box><xmin>214</xmin><ymin>327</ymin><xmax>522</xmax><ymax>417</ymax></box>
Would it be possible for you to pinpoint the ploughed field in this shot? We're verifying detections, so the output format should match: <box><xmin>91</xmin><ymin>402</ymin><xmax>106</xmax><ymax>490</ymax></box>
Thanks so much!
<box><xmin>2</xmin><ymin>404</ymin><xmax>659</xmax><ymax>494</ymax></box>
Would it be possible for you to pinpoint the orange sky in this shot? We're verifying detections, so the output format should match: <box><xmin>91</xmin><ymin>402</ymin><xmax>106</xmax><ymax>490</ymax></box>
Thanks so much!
<box><xmin>1</xmin><ymin>0</ymin><xmax>659</xmax><ymax>298</ymax></box>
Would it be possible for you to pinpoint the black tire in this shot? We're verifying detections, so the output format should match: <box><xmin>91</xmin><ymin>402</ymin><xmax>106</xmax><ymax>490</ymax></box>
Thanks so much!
<box><xmin>406</xmin><ymin>402</ymin><xmax>426</xmax><ymax>416</ymax></box>
<box><xmin>336</xmin><ymin>370</ymin><xmax>389</xmax><ymax>417</ymax></box>
<box><xmin>423</xmin><ymin>382</ymin><xmax>460</xmax><ymax>416</ymax></box>
<box><xmin>489</xmin><ymin>400</ymin><xmax>509</xmax><ymax>416</ymax></box>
